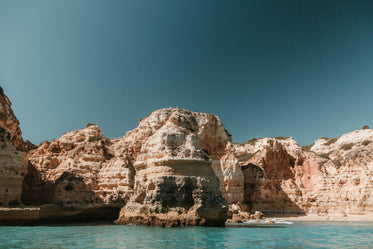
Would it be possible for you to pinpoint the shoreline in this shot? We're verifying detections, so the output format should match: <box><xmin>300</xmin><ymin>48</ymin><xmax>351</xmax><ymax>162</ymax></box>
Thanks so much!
<box><xmin>270</xmin><ymin>213</ymin><xmax>373</xmax><ymax>221</ymax></box>
<box><xmin>2</xmin><ymin>207</ymin><xmax>373</xmax><ymax>225</ymax></box>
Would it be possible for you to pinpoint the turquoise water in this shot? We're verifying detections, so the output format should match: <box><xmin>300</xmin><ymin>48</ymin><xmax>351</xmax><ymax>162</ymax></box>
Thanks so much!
<box><xmin>0</xmin><ymin>221</ymin><xmax>372</xmax><ymax>248</ymax></box>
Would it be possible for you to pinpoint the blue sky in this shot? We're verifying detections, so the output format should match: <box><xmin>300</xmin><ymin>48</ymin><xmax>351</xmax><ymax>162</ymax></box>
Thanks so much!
<box><xmin>1</xmin><ymin>0</ymin><xmax>373</xmax><ymax>146</ymax></box>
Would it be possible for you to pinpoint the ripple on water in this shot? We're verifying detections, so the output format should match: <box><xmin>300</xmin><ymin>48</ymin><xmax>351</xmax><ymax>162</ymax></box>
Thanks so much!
<box><xmin>0</xmin><ymin>221</ymin><xmax>372</xmax><ymax>249</ymax></box>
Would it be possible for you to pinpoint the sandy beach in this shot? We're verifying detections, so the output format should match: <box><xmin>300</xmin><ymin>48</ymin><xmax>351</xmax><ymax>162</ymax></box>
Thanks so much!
<box><xmin>271</xmin><ymin>213</ymin><xmax>373</xmax><ymax>221</ymax></box>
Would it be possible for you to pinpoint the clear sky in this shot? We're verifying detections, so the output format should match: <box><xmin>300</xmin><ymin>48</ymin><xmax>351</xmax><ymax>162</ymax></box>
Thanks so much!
<box><xmin>1</xmin><ymin>0</ymin><xmax>373</xmax><ymax>146</ymax></box>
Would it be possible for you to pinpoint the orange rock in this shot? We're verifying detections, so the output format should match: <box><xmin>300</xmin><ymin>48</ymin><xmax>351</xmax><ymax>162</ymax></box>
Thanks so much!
<box><xmin>0</xmin><ymin>88</ymin><xmax>36</xmax><ymax>152</ymax></box>
<box><xmin>0</xmin><ymin>128</ymin><xmax>25</xmax><ymax>205</ymax></box>
<box><xmin>116</xmin><ymin>108</ymin><xmax>228</xmax><ymax>226</ymax></box>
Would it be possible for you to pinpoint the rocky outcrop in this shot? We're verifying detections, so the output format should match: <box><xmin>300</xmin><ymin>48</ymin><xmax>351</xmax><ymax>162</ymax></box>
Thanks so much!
<box><xmin>23</xmin><ymin>124</ymin><xmax>134</xmax><ymax>220</ymax></box>
<box><xmin>0</xmin><ymin>128</ymin><xmax>24</xmax><ymax>206</ymax></box>
<box><xmin>227</xmin><ymin>209</ymin><xmax>266</xmax><ymax>223</ymax></box>
<box><xmin>304</xmin><ymin>129</ymin><xmax>373</xmax><ymax>214</ymax></box>
<box><xmin>112</xmin><ymin>108</ymin><xmax>243</xmax><ymax>206</ymax></box>
<box><xmin>116</xmin><ymin>109</ymin><xmax>228</xmax><ymax>226</ymax></box>
<box><xmin>0</xmin><ymin>87</ymin><xmax>36</xmax><ymax>152</ymax></box>
<box><xmin>0</xmin><ymin>88</ymin><xmax>35</xmax><ymax>210</ymax></box>
<box><xmin>18</xmin><ymin>106</ymin><xmax>373</xmax><ymax>223</ymax></box>
<box><xmin>18</xmin><ymin>108</ymin><xmax>228</xmax><ymax>225</ymax></box>
<box><xmin>3</xmin><ymin>87</ymin><xmax>373</xmax><ymax>225</ymax></box>
<box><xmin>23</xmin><ymin>109</ymin><xmax>230</xmax><ymax>225</ymax></box>
<box><xmin>235</xmin><ymin>139</ymin><xmax>303</xmax><ymax>213</ymax></box>
<box><xmin>231</xmin><ymin>130</ymin><xmax>373</xmax><ymax>216</ymax></box>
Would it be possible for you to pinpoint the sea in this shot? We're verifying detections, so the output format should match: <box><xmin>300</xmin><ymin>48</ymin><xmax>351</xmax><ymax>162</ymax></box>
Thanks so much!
<box><xmin>0</xmin><ymin>221</ymin><xmax>372</xmax><ymax>248</ymax></box>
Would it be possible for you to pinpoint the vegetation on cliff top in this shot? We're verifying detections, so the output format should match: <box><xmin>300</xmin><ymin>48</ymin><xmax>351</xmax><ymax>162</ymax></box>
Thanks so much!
<box><xmin>325</xmin><ymin>137</ymin><xmax>338</xmax><ymax>146</ymax></box>
<box><xmin>302</xmin><ymin>144</ymin><xmax>314</xmax><ymax>151</ymax></box>
<box><xmin>362</xmin><ymin>140</ymin><xmax>372</xmax><ymax>146</ymax></box>
<box><xmin>88</xmin><ymin>136</ymin><xmax>100</xmax><ymax>142</ymax></box>
<box><xmin>318</xmin><ymin>152</ymin><xmax>332</xmax><ymax>160</ymax></box>
<box><xmin>341</xmin><ymin>143</ymin><xmax>354</xmax><ymax>150</ymax></box>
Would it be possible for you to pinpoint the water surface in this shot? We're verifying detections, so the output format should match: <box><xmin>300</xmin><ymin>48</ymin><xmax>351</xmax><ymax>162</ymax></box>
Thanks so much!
<box><xmin>0</xmin><ymin>221</ymin><xmax>372</xmax><ymax>248</ymax></box>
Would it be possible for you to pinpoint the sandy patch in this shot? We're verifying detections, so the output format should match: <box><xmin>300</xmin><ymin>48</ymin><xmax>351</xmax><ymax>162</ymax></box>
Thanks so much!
<box><xmin>266</xmin><ymin>213</ymin><xmax>373</xmax><ymax>221</ymax></box>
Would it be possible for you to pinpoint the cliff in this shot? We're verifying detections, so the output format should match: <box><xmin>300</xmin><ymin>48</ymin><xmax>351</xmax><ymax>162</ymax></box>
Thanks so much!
<box><xmin>305</xmin><ymin>129</ymin><xmax>373</xmax><ymax>214</ymax></box>
<box><xmin>2</xmin><ymin>88</ymin><xmax>373</xmax><ymax>225</ymax></box>
<box><xmin>115</xmin><ymin>108</ymin><xmax>228</xmax><ymax>226</ymax></box>
<box><xmin>0</xmin><ymin>88</ymin><xmax>33</xmax><ymax>209</ymax></box>
<box><xmin>232</xmin><ymin>131</ymin><xmax>373</xmax><ymax>216</ymax></box>
<box><xmin>23</xmin><ymin>124</ymin><xmax>134</xmax><ymax>220</ymax></box>
<box><xmin>24</xmin><ymin>109</ymin><xmax>229</xmax><ymax>225</ymax></box>
<box><xmin>0</xmin><ymin>87</ymin><xmax>36</xmax><ymax>152</ymax></box>
<box><xmin>0</xmin><ymin>128</ymin><xmax>24</xmax><ymax>206</ymax></box>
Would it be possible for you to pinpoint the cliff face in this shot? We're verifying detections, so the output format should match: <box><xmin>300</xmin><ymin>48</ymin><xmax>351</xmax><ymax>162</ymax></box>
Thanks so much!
<box><xmin>20</xmin><ymin>106</ymin><xmax>373</xmax><ymax>222</ymax></box>
<box><xmin>24</xmin><ymin>124</ymin><xmax>134</xmax><ymax>214</ymax></box>
<box><xmin>306</xmin><ymin>129</ymin><xmax>373</xmax><ymax>214</ymax></box>
<box><xmin>235</xmin><ymin>139</ymin><xmax>304</xmax><ymax>213</ymax></box>
<box><xmin>0</xmin><ymin>89</ymin><xmax>33</xmax><ymax>208</ymax></box>
<box><xmin>3</xmin><ymin>88</ymin><xmax>373</xmax><ymax>224</ymax></box>
<box><xmin>115</xmin><ymin>109</ymin><xmax>228</xmax><ymax>226</ymax></box>
<box><xmin>232</xmin><ymin>131</ymin><xmax>373</xmax><ymax>216</ymax></box>
<box><xmin>112</xmin><ymin>108</ymin><xmax>243</xmax><ymax>207</ymax></box>
<box><xmin>24</xmin><ymin>109</ymin><xmax>229</xmax><ymax>225</ymax></box>
<box><xmin>0</xmin><ymin>128</ymin><xmax>24</xmax><ymax>206</ymax></box>
<box><xmin>0</xmin><ymin>88</ymin><xmax>36</xmax><ymax>152</ymax></box>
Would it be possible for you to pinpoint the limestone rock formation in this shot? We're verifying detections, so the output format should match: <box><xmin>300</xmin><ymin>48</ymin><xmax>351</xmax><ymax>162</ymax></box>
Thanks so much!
<box><xmin>305</xmin><ymin>129</ymin><xmax>373</xmax><ymax>214</ymax></box>
<box><xmin>23</xmin><ymin>124</ymin><xmax>134</xmax><ymax>219</ymax></box>
<box><xmin>3</xmin><ymin>87</ymin><xmax>373</xmax><ymax>225</ymax></box>
<box><xmin>0</xmin><ymin>88</ymin><xmax>31</xmax><ymax>212</ymax></box>
<box><xmin>19</xmin><ymin>108</ymin><xmax>229</xmax><ymax>225</ymax></box>
<box><xmin>116</xmin><ymin>108</ymin><xmax>228</xmax><ymax>226</ymax></box>
<box><xmin>231</xmin><ymin>131</ymin><xmax>373</xmax><ymax>216</ymax></box>
<box><xmin>0</xmin><ymin>128</ymin><xmax>24</xmax><ymax>206</ymax></box>
<box><xmin>0</xmin><ymin>87</ymin><xmax>36</xmax><ymax>152</ymax></box>
<box><xmin>21</xmin><ymin>105</ymin><xmax>373</xmax><ymax>223</ymax></box>
<box><xmin>235</xmin><ymin>138</ymin><xmax>303</xmax><ymax>213</ymax></box>
<box><xmin>232</xmin><ymin>137</ymin><xmax>327</xmax><ymax>214</ymax></box>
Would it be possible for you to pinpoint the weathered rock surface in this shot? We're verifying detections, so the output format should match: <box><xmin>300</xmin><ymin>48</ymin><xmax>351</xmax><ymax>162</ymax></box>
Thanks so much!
<box><xmin>23</xmin><ymin>109</ymin><xmax>230</xmax><ymax>225</ymax></box>
<box><xmin>232</xmin><ymin>130</ymin><xmax>373</xmax><ymax>216</ymax></box>
<box><xmin>0</xmin><ymin>89</ymin><xmax>30</xmax><ymax>209</ymax></box>
<box><xmin>23</xmin><ymin>124</ymin><xmax>134</xmax><ymax>219</ymax></box>
<box><xmin>226</xmin><ymin>210</ymin><xmax>265</xmax><ymax>223</ymax></box>
<box><xmin>305</xmin><ymin>129</ymin><xmax>373</xmax><ymax>214</ymax></box>
<box><xmin>0</xmin><ymin>128</ymin><xmax>24</xmax><ymax>206</ymax></box>
<box><xmin>0</xmin><ymin>87</ymin><xmax>36</xmax><ymax>152</ymax></box>
<box><xmin>115</xmin><ymin>109</ymin><xmax>228</xmax><ymax>226</ymax></box>
<box><xmin>112</xmin><ymin>108</ymin><xmax>243</xmax><ymax>207</ymax></box>
<box><xmin>3</xmin><ymin>87</ymin><xmax>373</xmax><ymax>225</ymax></box>
<box><xmin>234</xmin><ymin>138</ymin><xmax>303</xmax><ymax>213</ymax></box>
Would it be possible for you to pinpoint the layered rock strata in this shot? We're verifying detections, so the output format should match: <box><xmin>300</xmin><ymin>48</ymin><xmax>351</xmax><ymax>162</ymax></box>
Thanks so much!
<box><xmin>0</xmin><ymin>128</ymin><xmax>24</xmax><ymax>206</ymax></box>
<box><xmin>116</xmin><ymin>109</ymin><xmax>228</xmax><ymax>226</ymax></box>
<box><xmin>231</xmin><ymin>131</ymin><xmax>373</xmax><ymax>216</ymax></box>
<box><xmin>0</xmin><ymin>87</ymin><xmax>35</xmax><ymax>152</ymax></box>
<box><xmin>20</xmin><ymin>108</ymin><xmax>230</xmax><ymax>225</ymax></box>
<box><xmin>3</xmin><ymin>87</ymin><xmax>373</xmax><ymax>225</ymax></box>
<box><xmin>305</xmin><ymin>129</ymin><xmax>373</xmax><ymax>214</ymax></box>
<box><xmin>0</xmin><ymin>89</ymin><xmax>30</xmax><ymax>209</ymax></box>
<box><xmin>23</xmin><ymin>124</ymin><xmax>134</xmax><ymax>220</ymax></box>
<box><xmin>113</xmin><ymin>107</ymin><xmax>244</xmax><ymax>206</ymax></box>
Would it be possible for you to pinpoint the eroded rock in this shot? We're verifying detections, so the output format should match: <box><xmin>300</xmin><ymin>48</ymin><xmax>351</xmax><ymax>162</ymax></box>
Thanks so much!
<box><xmin>23</xmin><ymin>124</ymin><xmax>134</xmax><ymax>219</ymax></box>
<box><xmin>0</xmin><ymin>87</ymin><xmax>36</xmax><ymax>152</ymax></box>
<box><xmin>116</xmin><ymin>109</ymin><xmax>228</xmax><ymax>226</ymax></box>
<box><xmin>0</xmin><ymin>128</ymin><xmax>24</xmax><ymax>206</ymax></box>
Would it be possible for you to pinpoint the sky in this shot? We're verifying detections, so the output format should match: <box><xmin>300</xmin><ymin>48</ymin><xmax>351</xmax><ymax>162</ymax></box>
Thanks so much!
<box><xmin>0</xmin><ymin>0</ymin><xmax>373</xmax><ymax>146</ymax></box>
